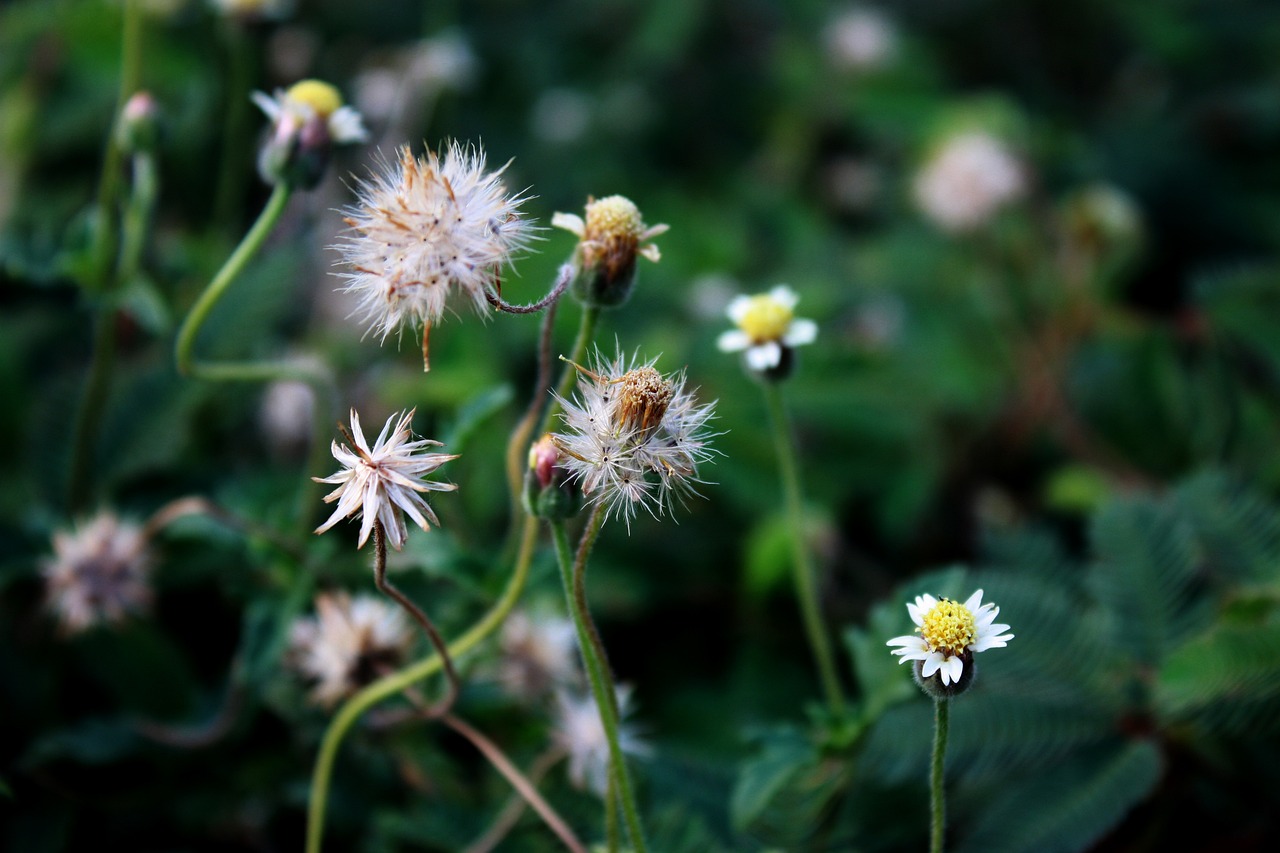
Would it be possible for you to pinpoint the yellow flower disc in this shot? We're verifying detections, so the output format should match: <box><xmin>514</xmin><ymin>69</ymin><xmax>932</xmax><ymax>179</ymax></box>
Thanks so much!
<box><xmin>739</xmin><ymin>295</ymin><xmax>794</xmax><ymax>343</ymax></box>
<box><xmin>920</xmin><ymin>598</ymin><xmax>976</xmax><ymax>655</ymax></box>
<box><xmin>286</xmin><ymin>80</ymin><xmax>343</xmax><ymax>119</ymax></box>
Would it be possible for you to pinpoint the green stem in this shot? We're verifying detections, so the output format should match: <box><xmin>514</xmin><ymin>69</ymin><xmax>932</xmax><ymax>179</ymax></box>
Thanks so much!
<box><xmin>89</xmin><ymin>0</ymin><xmax>143</xmax><ymax>293</ymax></box>
<box><xmin>117</xmin><ymin>151</ymin><xmax>157</xmax><ymax>288</ymax></box>
<box><xmin>67</xmin><ymin>305</ymin><xmax>116</xmax><ymax>513</ymax></box>
<box><xmin>550</xmin><ymin>511</ymin><xmax>648</xmax><ymax>853</ymax></box>
<box><xmin>175</xmin><ymin>182</ymin><xmax>292</xmax><ymax>377</ymax></box>
<box><xmin>212</xmin><ymin>22</ymin><xmax>256</xmax><ymax>234</ymax></box>
<box><xmin>305</xmin><ymin>518</ymin><xmax>538</xmax><ymax>853</ymax></box>
<box><xmin>761</xmin><ymin>381</ymin><xmax>846</xmax><ymax>717</ymax></box>
<box><xmin>930</xmin><ymin>698</ymin><xmax>950</xmax><ymax>853</ymax></box>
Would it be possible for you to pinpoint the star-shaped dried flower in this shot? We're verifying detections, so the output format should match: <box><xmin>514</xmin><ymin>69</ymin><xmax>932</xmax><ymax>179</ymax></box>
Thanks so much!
<box><xmin>313</xmin><ymin>409</ymin><xmax>458</xmax><ymax>550</ymax></box>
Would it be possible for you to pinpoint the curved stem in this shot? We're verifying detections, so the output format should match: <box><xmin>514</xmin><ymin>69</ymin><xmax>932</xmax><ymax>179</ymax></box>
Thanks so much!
<box><xmin>443</xmin><ymin>714</ymin><xmax>586</xmax><ymax>853</ymax></box>
<box><xmin>550</xmin><ymin>511</ymin><xmax>648</xmax><ymax>853</ymax></box>
<box><xmin>305</xmin><ymin>517</ymin><xmax>538</xmax><ymax>853</ymax></box>
<box><xmin>371</xmin><ymin>521</ymin><xmax>459</xmax><ymax>717</ymax></box>
<box><xmin>486</xmin><ymin>263</ymin><xmax>573</xmax><ymax>314</ymax></box>
<box><xmin>761</xmin><ymin>382</ymin><xmax>846</xmax><ymax>718</ymax></box>
<box><xmin>175</xmin><ymin>182</ymin><xmax>292</xmax><ymax>377</ymax></box>
<box><xmin>930</xmin><ymin>698</ymin><xmax>950</xmax><ymax>853</ymax></box>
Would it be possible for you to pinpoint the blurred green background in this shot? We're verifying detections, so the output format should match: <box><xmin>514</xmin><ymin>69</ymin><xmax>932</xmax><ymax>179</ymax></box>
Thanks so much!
<box><xmin>4</xmin><ymin>1</ymin><xmax>1280</xmax><ymax>850</ymax></box>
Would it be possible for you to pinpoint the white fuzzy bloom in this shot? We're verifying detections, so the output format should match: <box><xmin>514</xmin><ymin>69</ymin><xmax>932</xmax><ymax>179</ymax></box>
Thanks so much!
<box><xmin>717</xmin><ymin>284</ymin><xmax>818</xmax><ymax>372</ymax></box>
<box><xmin>260</xmin><ymin>378</ymin><xmax>316</xmax><ymax>454</ymax></box>
<box><xmin>554</xmin><ymin>687</ymin><xmax>650</xmax><ymax>799</ymax></box>
<box><xmin>335</xmin><ymin>142</ymin><xmax>534</xmax><ymax>367</ymax></box>
<box><xmin>552</xmin><ymin>350</ymin><xmax>719</xmax><ymax>529</ymax></box>
<box><xmin>913</xmin><ymin>131</ymin><xmax>1026</xmax><ymax>233</ymax></box>
<box><xmin>824</xmin><ymin>7</ymin><xmax>897</xmax><ymax>71</ymax></box>
<box><xmin>313</xmin><ymin>409</ymin><xmax>458</xmax><ymax>550</ymax></box>
<box><xmin>43</xmin><ymin>513</ymin><xmax>151</xmax><ymax>635</ymax></box>
<box><xmin>288</xmin><ymin>592</ymin><xmax>413</xmax><ymax>706</ymax></box>
<box><xmin>497</xmin><ymin>610</ymin><xmax>581</xmax><ymax>701</ymax></box>
<box><xmin>886</xmin><ymin>589</ymin><xmax>1014</xmax><ymax>686</ymax></box>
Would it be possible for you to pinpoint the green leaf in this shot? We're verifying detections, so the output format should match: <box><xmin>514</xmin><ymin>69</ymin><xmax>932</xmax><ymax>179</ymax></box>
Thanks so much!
<box><xmin>956</xmin><ymin>741</ymin><xmax>1162</xmax><ymax>853</ymax></box>
<box><xmin>731</xmin><ymin>726</ymin><xmax>817</xmax><ymax>831</ymax></box>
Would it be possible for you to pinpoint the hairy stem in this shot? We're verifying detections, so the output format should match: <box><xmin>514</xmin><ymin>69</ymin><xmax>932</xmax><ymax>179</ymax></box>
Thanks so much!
<box><xmin>930</xmin><ymin>698</ymin><xmax>950</xmax><ymax>853</ymax></box>
<box><xmin>486</xmin><ymin>263</ymin><xmax>573</xmax><ymax>314</ymax></box>
<box><xmin>371</xmin><ymin>521</ymin><xmax>459</xmax><ymax>717</ymax></box>
<box><xmin>463</xmin><ymin>748</ymin><xmax>567</xmax><ymax>853</ymax></box>
<box><xmin>550</xmin><ymin>511</ymin><xmax>647</xmax><ymax>853</ymax></box>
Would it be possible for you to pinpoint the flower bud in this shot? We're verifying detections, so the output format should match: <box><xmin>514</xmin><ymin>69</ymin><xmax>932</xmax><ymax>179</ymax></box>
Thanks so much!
<box><xmin>552</xmin><ymin>195</ymin><xmax>668</xmax><ymax>308</ymax></box>
<box><xmin>523</xmin><ymin>434</ymin><xmax>582</xmax><ymax>520</ymax></box>
<box><xmin>117</xmin><ymin>91</ymin><xmax>160</xmax><ymax>154</ymax></box>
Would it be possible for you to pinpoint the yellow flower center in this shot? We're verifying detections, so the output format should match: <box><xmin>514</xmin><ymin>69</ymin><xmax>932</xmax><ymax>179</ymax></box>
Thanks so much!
<box><xmin>584</xmin><ymin>195</ymin><xmax>644</xmax><ymax>242</ymax></box>
<box><xmin>919</xmin><ymin>598</ymin><xmax>976</xmax><ymax>655</ymax></box>
<box><xmin>286</xmin><ymin>80</ymin><xmax>343</xmax><ymax>119</ymax></box>
<box><xmin>738</xmin><ymin>295</ymin><xmax>794</xmax><ymax>342</ymax></box>
<box><xmin>615</xmin><ymin>366</ymin><xmax>673</xmax><ymax>435</ymax></box>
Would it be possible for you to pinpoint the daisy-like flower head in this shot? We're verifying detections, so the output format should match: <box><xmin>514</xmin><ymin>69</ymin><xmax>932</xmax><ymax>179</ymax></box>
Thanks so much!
<box><xmin>552</xmin><ymin>195</ymin><xmax>668</xmax><ymax>308</ymax></box>
<box><xmin>552</xmin><ymin>349</ymin><xmax>719</xmax><ymax>529</ymax></box>
<box><xmin>912</xmin><ymin>131</ymin><xmax>1026</xmax><ymax>234</ymax></box>
<box><xmin>253</xmin><ymin>79</ymin><xmax>367</xmax><ymax>189</ymax></box>
<box><xmin>42</xmin><ymin>512</ymin><xmax>152</xmax><ymax>635</ymax></box>
<box><xmin>716</xmin><ymin>284</ymin><xmax>818</xmax><ymax>380</ymax></box>
<box><xmin>335</xmin><ymin>142</ymin><xmax>535</xmax><ymax>371</ymax></box>
<box><xmin>553</xmin><ymin>686</ymin><xmax>650</xmax><ymax>798</ymax></box>
<box><xmin>313</xmin><ymin>409</ymin><xmax>458</xmax><ymax>550</ymax></box>
<box><xmin>886</xmin><ymin>589</ymin><xmax>1013</xmax><ymax>699</ymax></box>
<box><xmin>287</xmin><ymin>591</ymin><xmax>413</xmax><ymax>706</ymax></box>
<box><xmin>497</xmin><ymin>610</ymin><xmax>580</xmax><ymax>702</ymax></box>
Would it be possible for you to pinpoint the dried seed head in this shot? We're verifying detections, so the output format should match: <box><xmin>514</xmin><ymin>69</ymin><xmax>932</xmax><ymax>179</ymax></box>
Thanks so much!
<box><xmin>615</xmin><ymin>366</ymin><xmax>674</xmax><ymax>435</ymax></box>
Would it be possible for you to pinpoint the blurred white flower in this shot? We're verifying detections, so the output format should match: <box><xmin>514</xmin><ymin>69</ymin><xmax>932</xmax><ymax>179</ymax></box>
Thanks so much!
<box><xmin>260</xmin><ymin>378</ymin><xmax>315</xmax><ymax>455</ymax></box>
<box><xmin>288</xmin><ymin>592</ymin><xmax>413</xmax><ymax>706</ymax></box>
<box><xmin>717</xmin><ymin>285</ymin><xmax>818</xmax><ymax>373</ymax></box>
<box><xmin>913</xmin><ymin>131</ymin><xmax>1026</xmax><ymax>233</ymax></box>
<box><xmin>554</xmin><ymin>687</ymin><xmax>650</xmax><ymax>798</ymax></box>
<box><xmin>43</xmin><ymin>513</ymin><xmax>151</xmax><ymax>635</ymax></box>
<box><xmin>886</xmin><ymin>589</ymin><xmax>1013</xmax><ymax>686</ymax></box>
<box><xmin>334</xmin><ymin>142</ymin><xmax>534</xmax><ymax>369</ymax></box>
<box><xmin>824</xmin><ymin>7</ymin><xmax>897</xmax><ymax>72</ymax></box>
<box><xmin>408</xmin><ymin>32</ymin><xmax>479</xmax><ymax>92</ymax></box>
<box><xmin>553</xmin><ymin>350</ymin><xmax>718</xmax><ymax>528</ymax></box>
<box><xmin>497</xmin><ymin>610</ymin><xmax>580</xmax><ymax>701</ymax></box>
<box><xmin>313</xmin><ymin>409</ymin><xmax>458</xmax><ymax>550</ymax></box>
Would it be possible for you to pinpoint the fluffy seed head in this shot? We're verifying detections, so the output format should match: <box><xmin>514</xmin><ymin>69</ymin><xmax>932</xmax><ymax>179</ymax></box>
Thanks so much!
<box><xmin>288</xmin><ymin>592</ymin><xmax>413</xmax><ymax>706</ymax></box>
<box><xmin>335</xmin><ymin>142</ymin><xmax>534</xmax><ymax>368</ymax></box>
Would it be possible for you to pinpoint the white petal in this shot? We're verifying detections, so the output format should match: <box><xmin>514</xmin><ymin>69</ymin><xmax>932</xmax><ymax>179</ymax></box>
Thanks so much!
<box><xmin>251</xmin><ymin>90</ymin><xmax>282</xmax><ymax>121</ymax></box>
<box><xmin>551</xmin><ymin>212</ymin><xmax>585</xmax><ymax>236</ymax></box>
<box><xmin>745</xmin><ymin>342</ymin><xmax>781</xmax><ymax>371</ymax></box>
<box><xmin>328</xmin><ymin>106</ymin><xmax>369</xmax><ymax>143</ymax></box>
<box><xmin>941</xmin><ymin>655</ymin><xmax>964</xmax><ymax>685</ymax></box>
<box><xmin>639</xmin><ymin>243</ymin><xmax>662</xmax><ymax>263</ymax></box>
<box><xmin>725</xmin><ymin>295</ymin><xmax>753</xmax><ymax>324</ymax></box>
<box><xmin>783</xmin><ymin>318</ymin><xmax>817</xmax><ymax>347</ymax></box>
<box><xmin>768</xmin><ymin>284</ymin><xmax>798</xmax><ymax>309</ymax></box>
<box><xmin>716</xmin><ymin>330</ymin><xmax>751</xmax><ymax>353</ymax></box>
<box><xmin>964</xmin><ymin>589</ymin><xmax>985</xmax><ymax>612</ymax></box>
<box><xmin>920</xmin><ymin>651</ymin><xmax>945</xmax><ymax>679</ymax></box>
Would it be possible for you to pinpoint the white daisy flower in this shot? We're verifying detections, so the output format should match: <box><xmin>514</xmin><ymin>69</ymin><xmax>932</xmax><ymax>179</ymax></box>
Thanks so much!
<box><xmin>912</xmin><ymin>131</ymin><xmax>1026</xmax><ymax>233</ymax></box>
<box><xmin>42</xmin><ymin>512</ymin><xmax>152</xmax><ymax>635</ymax></box>
<box><xmin>335</xmin><ymin>142</ymin><xmax>535</xmax><ymax>370</ymax></box>
<box><xmin>313</xmin><ymin>409</ymin><xmax>458</xmax><ymax>550</ymax></box>
<box><xmin>252</xmin><ymin>79</ymin><xmax>368</xmax><ymax>146</ymax></box>
<box><xmin>716</xmin><ymin>285</ymin><xmax>818</xmax><ymax>373</ymax></box>
<box><xmin>552</xmin><ymin>350</ymin><xmax>718</xmax><ymax>529</ymax></box>
<box><xmin>288</xmin><ymin>592</ymin><xmax>413</xmax><ymax>707</ymax></box>
<box><xmin>551</xmin><ymin>195</ymin><xmax>668</xmax><ymax>307</ymax></box>
<box><xmin>553</xmin><ymin>686</ymin><xmax>650</xmax><ymax>799</ymax></box>
<box><xmin>886</xmin><ymin>589</ymin><xmax>1013</xmax><ymax>689</ymax></box>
